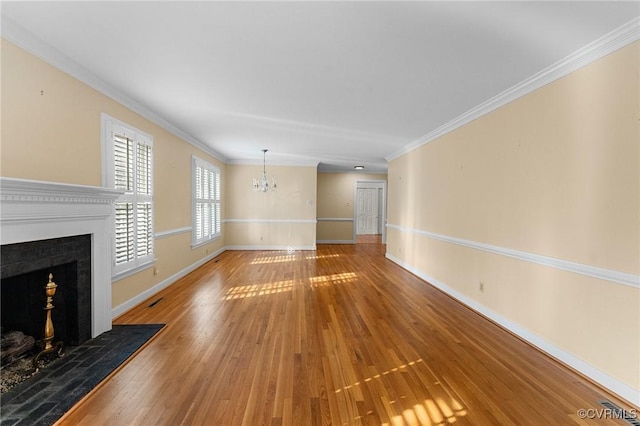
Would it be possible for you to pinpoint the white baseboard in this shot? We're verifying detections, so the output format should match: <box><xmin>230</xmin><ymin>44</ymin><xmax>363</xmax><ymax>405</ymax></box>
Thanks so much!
<box><xmin>111</xmin><ymin>246</ymin><xmax>226</xmax><ymax>319</ymax></box>
<box><xmin>111</xmin><ymin>244</ymin><xmax>315</xmax><ymax>318</ymax></box>
<box><xmin>225</xmin><ymin>245</ymin><xmax>316</xmax><ymax>251</ymax></box>
<box><xmin>316</xmin><ymin>240</ymin><xmax>355</xmax><ymax>244</ymax></box>
<box><xmin>385</xmin><ymin>252</ymin><xmax>640</xmax><ymax>407</ymax></box>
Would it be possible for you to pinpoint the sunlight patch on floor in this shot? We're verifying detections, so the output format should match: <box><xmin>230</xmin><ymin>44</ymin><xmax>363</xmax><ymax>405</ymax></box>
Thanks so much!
<box><xmin>383</xmin><ymin>396</ymin><xmax>467</xmax><ymax>426</ymax></box>
<box><xmin>336</xmin><ymin>359</ymin><xmax>423</xmax><ymax>394</ymax></box>
<box><xmin>309</xmin><ymin>272</ymin><xmax>357</xmax><ymax>288</ymax></box>
<box><xmin>335</xmin><ymin>359</ymin><xmax>468</xmax><ymax>425</ymax></box>
<box><xmin>222</xmin><ymin>279</ymin><xmax>295</xmax><ymax>300</ymax></box>
<box><xmin>305</xmin><ymin>254</ymin><xmax>341</xmax><ymax>260</ymax></box>
<box><xmin>222</xmin><ymin>272</ymin><xmax>358</xmax><ymax>300</ymax></box>
<box><xmin>250</xmin><ymin>255</ymin><xmax>297</xmax><ymax>265</ymax></box>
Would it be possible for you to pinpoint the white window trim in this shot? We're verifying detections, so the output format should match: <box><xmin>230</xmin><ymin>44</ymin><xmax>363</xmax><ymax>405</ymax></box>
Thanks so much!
<box><xmin>192</xmin><ymin>155</ymin><xmax>221</xmax><ymax>248</ymax></box>
<box><xmin>101</xmin><ymin>113</ymin><xmax>155</xmax><ymax>280</ymax></box>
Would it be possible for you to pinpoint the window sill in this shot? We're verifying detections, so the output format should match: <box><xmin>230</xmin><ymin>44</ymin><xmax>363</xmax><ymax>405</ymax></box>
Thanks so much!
<box><xmin>191</xmin><ymin>234</ymin><xmax>221</xmax><ymax>249</ymax></box>
<box><xmin>112</xmin><ymin>260</ymin><xmax>155</xmax><ymax>282</ymax></box>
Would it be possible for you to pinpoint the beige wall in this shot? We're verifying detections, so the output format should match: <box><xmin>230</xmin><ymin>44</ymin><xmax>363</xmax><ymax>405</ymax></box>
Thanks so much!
<box><xmin>387</xmin><ymin>43</ymin><xmax>639</xmax><ymax>399</ymax></box>
<box><xmin>225</xmin><ymin>164</ymin><xmax>317</xmax><ymax>249</ymax></box>
<box><xmin>316</xmin><ymin>172</ymin><xmax>387</xmax><ymax>242</ymax></box>
<box><xmin>4</xmin><ymin>29</ymin><xmax>638</xmax><ymax>402</ymax></box>
<box><xmin>1</xmin><ymin>39</ymin><xmax>225</xmax><ymax>311</ymax></box>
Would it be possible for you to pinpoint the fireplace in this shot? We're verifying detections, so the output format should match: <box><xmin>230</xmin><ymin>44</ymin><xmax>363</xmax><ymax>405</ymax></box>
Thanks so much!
<box><xmin>1</xmin><ymin>235</ymin><xmax>92</xmax><ymax>346</ymax></box>
<box><xmin>0</xmin><ymin>177</ymin><xmax>122</xmax><ymax>339</ymax></box>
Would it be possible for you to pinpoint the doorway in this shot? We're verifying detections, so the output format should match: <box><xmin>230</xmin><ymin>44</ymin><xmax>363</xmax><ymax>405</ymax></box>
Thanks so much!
<box><xmin>354</xmin><ymin>180</ymin><xmax>386</xmax><ymax>244</ymax></box>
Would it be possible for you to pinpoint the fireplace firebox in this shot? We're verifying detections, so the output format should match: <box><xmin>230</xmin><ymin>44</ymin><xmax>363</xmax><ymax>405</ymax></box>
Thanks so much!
<box><xmin>1</xmin><ymin>235</ymin><xmax>92</xmax><ymax>347</ymax></box>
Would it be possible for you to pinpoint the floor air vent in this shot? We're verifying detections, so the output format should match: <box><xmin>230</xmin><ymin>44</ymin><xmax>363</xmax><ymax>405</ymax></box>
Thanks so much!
<box><xmin>598</xmin><ymin>400</ymin><xmax>640</xmax><ymax>426</ymax></box>
<box><xmin>148</xmin><ymin>297</ymin><xmax>164</xmax><ymax>308</ymax></box>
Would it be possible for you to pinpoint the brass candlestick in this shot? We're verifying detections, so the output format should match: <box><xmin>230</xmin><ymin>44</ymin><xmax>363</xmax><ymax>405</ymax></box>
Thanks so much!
<box><xmin>33</xmin><ymin>273</ymin><xmax>64</xmax><ymax>369</ymax></box>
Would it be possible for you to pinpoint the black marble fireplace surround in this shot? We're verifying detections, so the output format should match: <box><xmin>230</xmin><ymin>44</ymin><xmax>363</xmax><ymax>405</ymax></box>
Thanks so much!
<box><xmin>1</xmin><ymin>235</ymin><xmax>92</xmax><ymax>347</ymax></box>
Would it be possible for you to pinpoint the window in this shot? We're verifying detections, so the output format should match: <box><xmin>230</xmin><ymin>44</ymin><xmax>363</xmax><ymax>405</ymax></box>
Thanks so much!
<box><xmin>192</xmin><ymin>156</ymin><xmax>221</xmax><ymax>246</ymax></box>
<box><xmin>102</xmin><ymin>114</ymin><xmax>154</xmax><ymax>278</ymax></box>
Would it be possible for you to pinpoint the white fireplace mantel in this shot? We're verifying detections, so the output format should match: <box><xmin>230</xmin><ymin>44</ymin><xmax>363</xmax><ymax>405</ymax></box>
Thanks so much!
<box><xmin>1</xmin><ymin>177</ymin><xmax>122</xmax><ymax>338</ymax></box>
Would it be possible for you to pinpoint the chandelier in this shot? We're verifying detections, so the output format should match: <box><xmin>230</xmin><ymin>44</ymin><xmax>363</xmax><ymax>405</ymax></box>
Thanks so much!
<box><xmin>253</xmin><ymin>149</ymin><xmax>277</xmax><ymax>192</ymax></box>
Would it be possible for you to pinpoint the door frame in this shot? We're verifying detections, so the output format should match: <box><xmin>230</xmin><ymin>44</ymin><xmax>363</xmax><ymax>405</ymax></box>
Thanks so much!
<box><xmin>353</xmin><ymin>180</ymin><xmax>387</xmax><ymax>243</ymax></box>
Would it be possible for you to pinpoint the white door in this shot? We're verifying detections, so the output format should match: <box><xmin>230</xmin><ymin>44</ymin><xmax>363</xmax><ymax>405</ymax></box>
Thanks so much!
<box><xmin>356</xmin><ymin>188</ymin><xmax>379</xmax><ymax>234</ymax></box>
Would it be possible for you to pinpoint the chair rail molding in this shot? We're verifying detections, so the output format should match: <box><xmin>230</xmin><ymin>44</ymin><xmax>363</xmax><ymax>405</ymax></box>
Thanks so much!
<box><xmin>387</xmin><ymin>223</ymin><xmax>639</xmax><ymax>289</ymax></box>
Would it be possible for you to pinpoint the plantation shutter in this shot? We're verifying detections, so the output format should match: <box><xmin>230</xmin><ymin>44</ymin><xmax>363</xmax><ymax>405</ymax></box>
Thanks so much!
<box><xmin>135</xmin><ymin>142</ymin><xmax>153</xmax><ymax>260</ymax></box>
<box><xmin>195</xmin><ymin>165</ymin><xmax>203</xmax><ymax>241</ymax></box>
<box><xmin>213</xmin><ymin>168</ymin><xmax>221</xmax><ymax>235</ymax></box>
<box><xmin>110</xmin><ymin>123</ymin><xmax>154</xmax><ymax>276</ymax></box>
<box><xmin>192</xmin><ymin>157</ymin><xmax>221</xmax><ymax>246</ymax></box>
<box><xmin>114</xmin><ymin>202</ymin><xmax>134</xmax><ymax>264</ymax></box>
<box><xmin>114</xmin><ymin>135</ymin><xmax>133</xmax><ymax>191</ymax></box>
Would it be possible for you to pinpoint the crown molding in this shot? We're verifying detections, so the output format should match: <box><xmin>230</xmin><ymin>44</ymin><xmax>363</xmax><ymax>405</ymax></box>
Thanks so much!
<box><xmin>1</xmin><ymin>16</ymin><xmax>226</xmax><ymax>164</ymax></box>
<box><xmin>322</xmin><ymin>166</ymin><xmax>388</xmax><ymax>174</ymax></box>
<box><xmin>226</xmin><ymin>159</ymin><xmax>320</xmax><ymax>167</ymax></box>
<box><xmin>387</xmin><ymin>17</ymin><xmax>640</xmax><ymax>162</ymax></box>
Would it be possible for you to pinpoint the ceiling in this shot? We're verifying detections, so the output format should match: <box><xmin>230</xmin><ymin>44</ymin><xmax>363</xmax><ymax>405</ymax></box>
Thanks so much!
<box><xmin>2</xmin><ymin>2</ymin><xmax>638</xmax><ymax>173</ymax></box>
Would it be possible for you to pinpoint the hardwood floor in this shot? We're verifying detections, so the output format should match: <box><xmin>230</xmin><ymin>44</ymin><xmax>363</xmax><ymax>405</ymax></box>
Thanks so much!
<box><xmin>58</xmin><ymin>244</ymin><xmax>634</xmax><ymax>425</ymax></box>
<box><xmin>355</xmin><ymin>234</ymin><xmax>382</xmax><ymax>244</ymax></box>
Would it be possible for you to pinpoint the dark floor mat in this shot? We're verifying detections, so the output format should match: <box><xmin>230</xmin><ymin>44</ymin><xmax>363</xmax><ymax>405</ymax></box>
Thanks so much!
<box><xmin>0</xmin><ymin>324</ymin><xmax>165</xmax><ymax>425</ymax></box>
